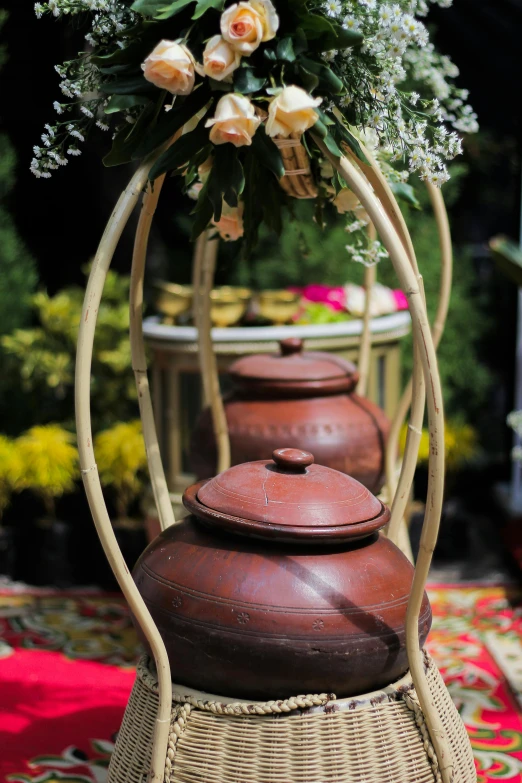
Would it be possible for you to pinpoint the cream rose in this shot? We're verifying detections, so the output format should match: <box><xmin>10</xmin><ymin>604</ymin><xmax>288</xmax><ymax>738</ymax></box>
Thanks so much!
<box><xmin>141</xmin><ymin>40</ymin><xmax>195</xmax><ymax>95</ymax></box>
<box><xmin>196</xmin><ymin>35</ymin><xmax>241</xmax><ymax>82</ymax></box>
<box><xmin>333</xmin><ymin>188</ymin><xmax>360</xmax><ymax>214</ymax></box>
<box><xmin>266</xmin><ymin>85</ymin><xmax>322</xmax><ymax>138</ymax></box>
<box><xmin>220</xmin><ymin>0</ymin><xmax>278</xmax><ymax>55</ymax></box>
<box><xmin>212</xmin><ymin>203</ymin><xmax>244</xmax><ymax>241</ymax></box>
<box><xmin>205</xmin><ymin>94</ymin><xmax>260</xmax><ymax>147</ymax></box>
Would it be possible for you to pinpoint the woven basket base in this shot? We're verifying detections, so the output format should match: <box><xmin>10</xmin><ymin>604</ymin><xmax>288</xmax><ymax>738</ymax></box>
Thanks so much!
<box><xmin>109</xmin><ymin>653</ymin><xmax>476</xmax><ymax>783</ymax></box>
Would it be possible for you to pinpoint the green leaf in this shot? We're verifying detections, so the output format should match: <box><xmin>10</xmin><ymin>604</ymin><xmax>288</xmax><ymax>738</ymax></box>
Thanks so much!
<box><xmin>299</xmin><ymin>57</ymin><xmax>344</xmax><ymax>94</ymax></box>
<box><xmin>251</xmin><ymin>132</ymin><xmax>285</xmax><ymax>179</ymax></box>
<box><xmin>293</xmin><ymin>28</ymin><xmax>308</xmax><ymax>55</ymax></box>
<box><xmin>92</xmin><ymin>37</ymin><xmax>154</xmax><ymax>68</ymax></box>
<box><xmin>298</xmin><ymin>14</ymin><xmax>336</xmax><ymax>40</ymax></box>
<box><xmin>233</xmin><ymin>66</ymin><xmax>267</xmax><ymax>93</ymax></box>
<box><xmin>99</xmin><ymin>63</ymin><xmax>139</xmax><ymax>76</ymax></box>
<box><xmin>298</xmin><ymin>65</ymin><xmax>319</xmax><ymax>93</ymax></box>
<box><xmin>313</xmin><ymin>119</ymin><xmax>341</xmax><ymax>157</ymax></box>
<box><xmin>132</xmin><ymin>85</ymin><xmax>212</xmax><ymax>158</ymax></box>
<box><xmin>490</xmin><ymin>235</ymin><xmax>522</xmax><ymax>286</ymax></box>
<box><xmin>390</xmin><ymin>181</ymin><xmax>421</xmax><ymax>210</ymax></box>
<box><xmin>192</xmin><ymin>0</ymin><xmax>223</xmax><ymax>19</ymax></box>
<box><xmin>104</xmin><ymin>94</ymin><xmax>150</xmax><ymax>114</ymax></box>
<box><xmin>155</xmin><ymin>0</ymin><xmax>193</xmax><ymax>17</ymax></box>
<box><xmin>303</xmin><ymin>18</ymin><xmax>363</xmax><ymax>51</ymax></box>
<box><xmin>148</xmin><ymin>123</ymin><xmax>210</xmax><ymax>180</ymax></box>
<box><xmin>207</xmin><ymin>145</ymin><xmax>245</xmax><ymax>214</ymax></box>
<box><xmin>276</xmin><ymin>37</ymin><xmax>295</xmax><ymax>62</ymax></box>
<box><xmin>334</xmin><ymin>122</ymin><xmax>369</xmax><ymax>164</ymax></box>
<box><xmin>131</xmin><ymin>0</ymin><xmax>169</xmax><ymax>14</ymax></box>
<box><xmin>208</xmin><ymin>77</ymin><xmax>233</xmax><ymax>92</ymax></box>
<box><xmin>103</xmin><ymin>103</ymin><xmax>157</xmax><ymax>166</ymax></box>
<box><xmin>99</xmin><ymin>75</ymin><xmax>156</xmax><ymax>96</ymax></box>
<box><xmin>191</xmin><ymin>176</ymin><xmax>214</xmax><ymax>239</ymax></box>
<box><xmin>242</xmin><ymin>152</ymin><xmax>263</xmax><ymax>255</ymax></box>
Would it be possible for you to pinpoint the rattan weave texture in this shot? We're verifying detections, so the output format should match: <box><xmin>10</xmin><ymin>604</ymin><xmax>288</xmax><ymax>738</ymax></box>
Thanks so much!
<box><xmin>108</xmin><ymin>654</ymin><xmax>476</xmax><ymax>783</ymax></box>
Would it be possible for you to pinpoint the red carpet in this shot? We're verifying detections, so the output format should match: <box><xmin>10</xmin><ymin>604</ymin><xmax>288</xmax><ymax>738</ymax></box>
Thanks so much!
<box><xmin>1</xmin><ymin>584</ymin><xmax>521</xmax><ymax>783</ymax></box>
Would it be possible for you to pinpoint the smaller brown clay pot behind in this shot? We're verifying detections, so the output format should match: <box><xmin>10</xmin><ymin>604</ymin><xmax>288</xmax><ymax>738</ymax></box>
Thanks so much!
<box><xmin>190</xmin><ymin>338</ymin><xmax>390</xmax><ymax>493</ymax></box>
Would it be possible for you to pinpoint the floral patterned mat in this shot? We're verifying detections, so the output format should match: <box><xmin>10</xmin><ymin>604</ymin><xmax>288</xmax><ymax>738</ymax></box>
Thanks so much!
<box><xmin>0</xmin><ymin>584</ymin><xmax>521</xmax><ymax>783</ymax></box>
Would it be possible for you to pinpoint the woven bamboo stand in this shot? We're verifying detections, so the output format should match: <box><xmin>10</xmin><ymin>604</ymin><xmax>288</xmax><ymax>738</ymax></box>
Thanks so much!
<box><xmin>75</xmin><ymin>140</ymin><xmax>474</xmax><ymax>783</ymax></box>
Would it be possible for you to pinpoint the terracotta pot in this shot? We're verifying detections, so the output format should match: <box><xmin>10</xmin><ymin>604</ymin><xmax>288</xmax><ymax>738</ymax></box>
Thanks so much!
<box><xmin>133</xmin><ymin>448</ymin><xmax>430</xmax><ymax>699</ymax></box>
<box><xmin>190</xmin><ymin>338</ymin><xmax>390</xmax><ymax>493</ymax></box>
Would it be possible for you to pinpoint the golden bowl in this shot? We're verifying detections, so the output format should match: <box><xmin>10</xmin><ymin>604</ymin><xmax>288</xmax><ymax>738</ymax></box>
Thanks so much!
<box><xmin>258</xmin><ymin>290</ymin><xmax>302</xmax><ymax>325</ymax></box>
<box><xmin>209</xmin><ymin>286</ymin><xmax>251</xmax><ymax>328</ymax></box>
<box><xmin>153</xmin><ymin>281</ymin><xmax>193</xmax><ymax>324</ymax></box>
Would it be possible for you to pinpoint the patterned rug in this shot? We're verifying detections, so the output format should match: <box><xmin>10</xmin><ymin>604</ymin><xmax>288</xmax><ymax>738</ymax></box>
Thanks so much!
<box><xmin>0</xmin><ymin>584</ymin><xmax>521</xmax><ymax>783</ymax></box>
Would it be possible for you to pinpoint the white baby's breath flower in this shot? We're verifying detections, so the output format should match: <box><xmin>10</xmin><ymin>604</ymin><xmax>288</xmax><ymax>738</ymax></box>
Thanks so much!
<box><xmin>324</xmin><ymin>0</ymin><xmax>342</xmax><ymax>17</ymax></box>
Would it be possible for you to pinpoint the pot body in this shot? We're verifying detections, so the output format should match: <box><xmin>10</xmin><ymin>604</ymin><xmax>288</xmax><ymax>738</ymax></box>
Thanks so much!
<box><xmin>132</xmin><ymin>516</ymin><xmax>431</xmax><ymax>699</ymax></box>
<box><xmin>191</xmin><ymin>392</ymin><xmax>390</xmax><ymax>493</ymax></box>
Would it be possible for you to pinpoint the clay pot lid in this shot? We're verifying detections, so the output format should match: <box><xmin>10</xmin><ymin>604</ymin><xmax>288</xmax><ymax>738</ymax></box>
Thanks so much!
<box><xmin>229</xmin><ymin>338</ymin><xmax>358</xmax><ymax>396</ymax></box>
<box><xmin>183</xmin><ymin>448</ymin><xmax>389</xmax><ymax>543</ymax></box>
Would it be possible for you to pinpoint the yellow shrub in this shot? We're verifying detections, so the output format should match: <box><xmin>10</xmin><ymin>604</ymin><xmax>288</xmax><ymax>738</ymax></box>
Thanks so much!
<box><xmin>0</xmin><ymin>435</ymin><xmax>22</xmax><ymax>517</ymax></box>
<box><xmin>15</xmin><ymin>425</ymin><xmax>79</xmax><ymax>496</ymax></box>
<box><xmin>400</xmin><ymin>421</ymin><xmax>477</xmax><ymax>471</ymax></box>
<box><xmin>94</xmin><ymin>420</ymin><xmax>147</xmax><ymax>518</ymax></box>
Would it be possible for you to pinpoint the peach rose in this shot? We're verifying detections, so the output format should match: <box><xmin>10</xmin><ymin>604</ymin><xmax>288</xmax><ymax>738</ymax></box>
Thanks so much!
<box><xmin>266</xmin><ymin>85</ymin><xmax>322</xmax><ymax>137</ymax></box>
<box><xmin>205</xmin><ymin>94</ymin><xmax>260</xmax><ymax>147</ymax></box>
<box><xmin>333</xmin><ymin>188</ymin><xmax>360</xmax><ymax>214</ymax></box>
<box><xmin>220</xmin><ymin>0</ymin><xmax>278</xmax><ymax>55</ymax></box>
<box><xmin>141</xmin><ymin>40</ymin><xmax>195</xmax><ymax>95</ymax></box>
<box><xmin>212</xmin><ymin>203</ymin><xmax>244</xmax><ymax>241</ymax></box>
<box><xmin>196</xmin><ymin>35</ymin><xmax>241</xmax><ymax>82</ymax></box>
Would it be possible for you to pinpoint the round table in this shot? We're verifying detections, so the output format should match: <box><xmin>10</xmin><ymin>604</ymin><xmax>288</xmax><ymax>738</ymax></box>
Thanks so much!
<box><xmin>142</xmin><ymin>311</ymin><xmax>411</xmax><ymax>505</ymax></box>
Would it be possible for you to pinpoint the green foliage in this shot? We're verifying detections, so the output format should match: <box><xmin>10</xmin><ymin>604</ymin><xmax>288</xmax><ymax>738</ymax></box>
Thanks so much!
<box><xmin>14</xmin><ymin>425</ymin><xmax>79</xmax><ymax>518</ymax></box>
<box><xmin>0</xmin><ymin>137</ymin><xmax>38</xmax><ymax>338</ymax></box>
<box><xmin>1</xmin><ymin>267</ymin><xmax>138</xmax><ymax>431</ymax></box>
<box><xmin>394</xmin><ymin>184</ymin><xmax>491</xmax><ymax>423</ymax></box>
<box><xmin>0</xmin><ymin>13</ymin><xmax>39</xmax><ymax>434</ymax></box>
<box><xmin>233</xmin><ymin>200</ymin><xmax>366</xmax><ymax>290</ymax></box>
<box><xmin>94</xmin><ymin>420</ymin><xmax>148</xmax><ymax>519</ymax></box>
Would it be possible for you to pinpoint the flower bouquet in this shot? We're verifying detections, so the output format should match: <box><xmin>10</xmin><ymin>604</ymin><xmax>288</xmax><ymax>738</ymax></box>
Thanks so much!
<box><xmin>33</xmin><ymin>0</ymin><xmax>476</xmax><ymax>256</ymax></box>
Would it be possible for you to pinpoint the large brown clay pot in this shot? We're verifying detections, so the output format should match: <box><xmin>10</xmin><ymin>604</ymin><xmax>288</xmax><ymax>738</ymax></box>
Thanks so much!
<box><xmin>133</xmin><ymin>448</ymin><xmax>430</xmax><ymax>699</ymax></box>
<box><xmin>190</xmin><ymin>338</ymin><xmax>390</xmax><ymax>493</ymax></box>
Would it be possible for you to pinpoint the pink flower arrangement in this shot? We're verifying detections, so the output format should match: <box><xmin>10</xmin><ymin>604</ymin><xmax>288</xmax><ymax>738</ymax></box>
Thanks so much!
<box><xmin>289</xmin><ymin>284</ymin><xmax>346</xmax><ymax>312</ymax></box>
<box><xmin>290</xmin><ymin>283</ymin><xmax>408</xmax><ymax>319</ymax></box>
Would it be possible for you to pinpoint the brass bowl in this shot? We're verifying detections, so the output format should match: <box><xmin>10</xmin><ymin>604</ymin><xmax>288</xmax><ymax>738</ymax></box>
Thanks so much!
<box><xmin>258</xmin><ymin>290</ymin><xmax>302</xmax><ymax>325</ymax></box>
<box><xmin>209</xmin><ymin>287</ymin><xmax>251</xmax><ymax>328</ymax></box>
<box><xmin>153</xmin><ymin>281</ymin><xmax>193</xmax><ymax>324</ymax></box>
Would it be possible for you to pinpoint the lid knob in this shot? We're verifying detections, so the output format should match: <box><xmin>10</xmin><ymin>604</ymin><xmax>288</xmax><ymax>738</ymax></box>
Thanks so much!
<box><xmin>272</xmin><ymin>448</ymin><xmax>314</xmax><ymax>472</ymax></box>
<box><xmin>279</xmin><ymin>338</ymin><xmax>303</xmax><ymax>357</ymax></box>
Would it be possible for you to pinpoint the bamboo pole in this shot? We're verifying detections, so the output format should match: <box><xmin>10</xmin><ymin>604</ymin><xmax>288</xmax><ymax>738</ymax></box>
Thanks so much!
<box><xmin>386</xmin><ymin>183</ymin><xmax>452</xmax><ymax>545</ymax></box>
<box><xmin>341</xmin><ymin>140</ymin><xmax>424</xmax><ymax>560</ymax></box>
<box><xmin>130</xmin><ymin>173</ymin><xmax>176</xmax><ymax>532</ymax></box>
<box><xmin>356</xmin><ymin>222</ymin><xmax>377</xmax><ymax>398</ymax></box>
<box><xmin>192</xmin><ymin>231</ymin><xmax>231</xmax><ymax>473</ymax></box>
<box><xmin>312</xmin><ymin>136</ymin><xmax>451</xmax><ymax>783</ymax></box>
<box><xmin>75</xmin><ymin>158</ymin><xmax>172</xmax><ymax>783</ymax></box>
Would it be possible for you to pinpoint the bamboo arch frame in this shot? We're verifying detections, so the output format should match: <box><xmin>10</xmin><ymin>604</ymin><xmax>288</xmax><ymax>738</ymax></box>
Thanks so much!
<box><xmin>75</xmin><ymin>146</ymin><xmax>451</xmax><ymax>783</ymax></box>
<box><xmin>341</xmin><ymin>143</ymin><xmax>452</xmax><ymax>556</ymax></box>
